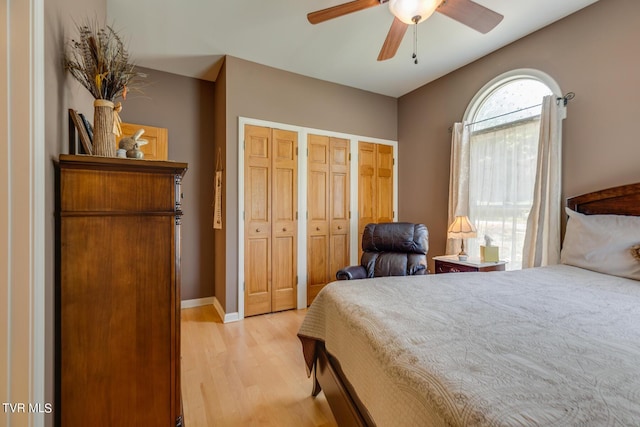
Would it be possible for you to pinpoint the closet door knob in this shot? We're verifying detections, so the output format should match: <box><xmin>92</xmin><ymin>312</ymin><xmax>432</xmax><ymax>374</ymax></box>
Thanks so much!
<box><xmin>256</xmin><ymin>228</ymin><xmax>260</xmax><ymax>233</ymax></box>
<box><xmin>282</xmin><ymin>227</ymin><xmax>287</xmax><ymax>232</ymax></box>
<box><xmin>316</xmin><ymin>227</ymin><xmax>320</xmax><ymax>231</ymax></box>
<box><xmin>337</xmin><ymin>225</ymin><xmax>342</xmax><ymax>230</ymax></box>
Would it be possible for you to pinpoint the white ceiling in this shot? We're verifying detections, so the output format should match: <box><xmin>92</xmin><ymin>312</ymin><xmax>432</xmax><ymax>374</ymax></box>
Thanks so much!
<box><xmin>106</xmin><ymin>0</ymin><xmax>598</xmax><ymax>98</ymax></box>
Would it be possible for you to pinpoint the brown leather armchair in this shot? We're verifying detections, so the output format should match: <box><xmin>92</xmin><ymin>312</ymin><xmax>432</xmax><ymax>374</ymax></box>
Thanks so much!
<box><xmin>336</xmin><ymin>222</ymin><xmax>429</xmax><ymax>280</ymax></box>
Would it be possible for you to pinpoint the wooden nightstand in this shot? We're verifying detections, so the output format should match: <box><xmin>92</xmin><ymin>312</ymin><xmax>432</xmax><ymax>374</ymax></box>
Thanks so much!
<box><xmin>433</xmin><ymin>255</ymin><xmax>507</xmax><ymax>274</ymax></box>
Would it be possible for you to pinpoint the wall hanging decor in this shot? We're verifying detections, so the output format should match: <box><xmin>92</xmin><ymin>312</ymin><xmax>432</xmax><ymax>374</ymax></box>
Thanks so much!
<box><xmin>213</xmin><ymin>148</ymin><xmax>223</xmax><ymax>230</ymax></box>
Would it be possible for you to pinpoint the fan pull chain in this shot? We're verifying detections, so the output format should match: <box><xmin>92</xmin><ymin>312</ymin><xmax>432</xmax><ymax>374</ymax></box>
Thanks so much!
<box><xmin>412</xmin><ymin>16</ymin><xmax>419</xmax><ymax>64</ymax></box>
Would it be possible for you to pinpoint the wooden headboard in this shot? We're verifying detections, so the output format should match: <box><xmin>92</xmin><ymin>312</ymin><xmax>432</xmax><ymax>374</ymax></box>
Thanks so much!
<box><xmin>567</xmin><ymin>182</ymin><xmax>640</xmax><ymax>216</ymax></box>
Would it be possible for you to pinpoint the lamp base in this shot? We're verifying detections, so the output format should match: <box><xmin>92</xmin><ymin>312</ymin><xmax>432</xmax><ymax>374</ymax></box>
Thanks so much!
<box><xmin>458</xmin><ymin>239</ymin><xmax>468</xmax><ymax>261</ymax></box>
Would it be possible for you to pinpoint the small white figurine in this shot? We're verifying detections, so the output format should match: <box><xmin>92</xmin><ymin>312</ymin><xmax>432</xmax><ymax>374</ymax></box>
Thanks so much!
<box><xmin>117</xmin><ymin>129</ymin><xmax>148</xmax><ymax>158</ymax></box>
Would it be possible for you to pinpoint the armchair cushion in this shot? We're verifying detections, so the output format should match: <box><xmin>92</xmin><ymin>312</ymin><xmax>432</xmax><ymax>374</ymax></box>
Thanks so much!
<box><xmin>335</xmin><ymin>265</ymin><xmax>367</xmax><ymax>281</ymax></box>
<box><xmin>336</xmin><ymin>222</ymin><xmax>429</xmax><ymax>280</ymax></box>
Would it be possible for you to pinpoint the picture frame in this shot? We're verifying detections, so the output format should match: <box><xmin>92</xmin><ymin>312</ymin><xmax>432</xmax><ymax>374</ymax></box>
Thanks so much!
<box><xmin>117</xmin><ymin>122</ymin><xmax>169</xmax><ymax>160</ymax></box>
<box><xmin>68</xmin><ymin>109</ymin><xmax>93</xmax><ymax>155</ymax></box>
<box><xmin>79</xmin><ymin>112</ymin><xmax>93</xmax><ymax>143</ymax></box>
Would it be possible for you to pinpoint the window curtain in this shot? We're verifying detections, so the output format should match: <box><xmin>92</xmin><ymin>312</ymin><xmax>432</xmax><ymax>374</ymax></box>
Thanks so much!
<box><xmin>522</xmin><ymin>95</ymin><xmax>563</xmax><ymax>268</ymax></box>
<box><xmin>467</xmin><ymin>118</ymin><xmax>542</xmax><ymax>269</ymax></box>
<box><xmin>446</xmin><ymin>122</ymin><xmax>470</xmax><ymax>255</ymax></box>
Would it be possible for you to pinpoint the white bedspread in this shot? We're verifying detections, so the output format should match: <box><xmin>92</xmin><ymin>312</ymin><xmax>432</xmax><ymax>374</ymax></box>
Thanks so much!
<box><xmin>298</xmin><ymin>265</ymin><xmax>640</xmax><ymax>426</ymax></box>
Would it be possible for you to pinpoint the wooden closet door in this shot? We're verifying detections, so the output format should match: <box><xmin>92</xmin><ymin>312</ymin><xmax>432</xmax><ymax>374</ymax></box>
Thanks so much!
<box><xmin>376</xmin><ymin>144</ymin><xmax>394</xmax><ymax>223</ymax></box>
<box><xmin>329</xmin><ymin>137</ymin><xmax>350</xmax><ymax>282</ymax></box>
<box><xmin>307</xmin><ymin>135</ymin><xmax>351</xmax><ymax>305</ymax></box>
<box><xmin>244</xmin><ymin>125</ymin><xmax>272</xmax><ymax>316</ymax></box>
<box><xmin>271</xmin><ymin>129</ymin><xmax>297</xmax><ymax>312</ymax></box>
<box><xmin>307</xmin><ymin>134</ymin><xmax>330</xmax><ymax>305</ymax></box>
<box><xmin>358</xmin><ymin>142</ymin><xmax>377</xmax><ymax>259</ymax></box>
<box><xmin>358</xmin><ymin>141</ymin><xmax>394</xmax><ymax>258</ymax></box>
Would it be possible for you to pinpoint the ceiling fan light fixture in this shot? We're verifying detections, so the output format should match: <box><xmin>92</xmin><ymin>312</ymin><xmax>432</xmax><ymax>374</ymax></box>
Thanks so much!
<box><xmin>388</xmin><ymin>0</ymin><xmax>440</xmax><ymax>25</ymax></box>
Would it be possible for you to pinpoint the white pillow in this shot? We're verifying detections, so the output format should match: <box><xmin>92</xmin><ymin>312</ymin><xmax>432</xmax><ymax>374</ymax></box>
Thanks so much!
<box><xmin>561</xmin><ymin>207</ymin><xmax>640</xmax><ymax>280</ymax></box>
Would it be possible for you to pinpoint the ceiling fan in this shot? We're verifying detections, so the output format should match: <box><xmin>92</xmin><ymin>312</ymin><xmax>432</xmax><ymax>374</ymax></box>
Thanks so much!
<box><xmin>307</xmin><ymin>0</ymin><xmax>504</xmax><ymax>61</ymax></box>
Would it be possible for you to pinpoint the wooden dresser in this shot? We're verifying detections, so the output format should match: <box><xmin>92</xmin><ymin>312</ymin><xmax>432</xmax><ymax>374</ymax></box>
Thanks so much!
<box><xmin>433</xmin><ymin>255</ymin><xmax>507</xmax><ymax>274</ymax></box>
<box><xmin>56</xmin><ymin>154</ymin><xmax>187</xmax><ymax>426</ymax></box>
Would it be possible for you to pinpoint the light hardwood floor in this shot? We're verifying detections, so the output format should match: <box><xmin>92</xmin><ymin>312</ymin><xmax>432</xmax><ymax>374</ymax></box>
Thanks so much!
<box><xmin>181</xmin><ymin>305</ymin><xmax>337</xmax><ymax>427</ymax></box>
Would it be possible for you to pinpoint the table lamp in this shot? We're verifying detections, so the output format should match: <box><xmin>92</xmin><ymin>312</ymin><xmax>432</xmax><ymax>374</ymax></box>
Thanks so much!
<box><xmin>447</xmin><ymin>215</ymin><xmax>477</xmax><ymax>261</ymax></box>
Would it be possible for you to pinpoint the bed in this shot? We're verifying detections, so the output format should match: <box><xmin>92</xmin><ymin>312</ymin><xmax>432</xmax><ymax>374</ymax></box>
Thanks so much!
<box><xmin>298</xmin><ymin>182</ymin><xmax>640</xmax><ymax>426</ymax></box>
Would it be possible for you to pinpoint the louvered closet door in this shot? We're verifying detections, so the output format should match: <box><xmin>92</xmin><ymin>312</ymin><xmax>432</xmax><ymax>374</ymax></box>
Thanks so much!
<box><xmin>245</xmin><ymin>125</ymin><xmax>272</xmax><ymax>317</ymax></box>
<box><xmin>271</xmin><ymin>129</ymin><xmax>298</xmax><ymax>312</ymax></box>
<box><xmin>307</xmin><ymin>135</ymin><xmax>350</xmax><ymax>305</ymax></box>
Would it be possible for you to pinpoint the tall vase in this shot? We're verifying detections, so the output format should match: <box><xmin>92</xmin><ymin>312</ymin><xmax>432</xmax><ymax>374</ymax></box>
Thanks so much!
<box><xmin>93</xmin><ymin>100</ymin><xmax>116</xmax><ymax>157</ymax></box>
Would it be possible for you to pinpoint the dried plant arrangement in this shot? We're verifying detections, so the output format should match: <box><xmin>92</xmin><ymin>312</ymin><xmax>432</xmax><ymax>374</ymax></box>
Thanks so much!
<box><xmin>65</xmin><ymin>19</ymin><xmax>146</xmax><ymax>157</ymax></box>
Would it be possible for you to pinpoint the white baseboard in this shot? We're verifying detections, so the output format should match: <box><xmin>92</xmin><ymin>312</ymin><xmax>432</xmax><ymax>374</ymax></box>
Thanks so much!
<box><xmin>181</xmin><ymin>297</ymin><xmax>214</xmax><ymax>309</ymax></box>
<box><xmin>213</xmin><ymin>296</ymin><xmax>240</xmax><ymax>323</ymax></box>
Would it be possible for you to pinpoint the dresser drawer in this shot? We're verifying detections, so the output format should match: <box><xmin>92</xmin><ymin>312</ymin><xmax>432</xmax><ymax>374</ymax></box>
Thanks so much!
<box><xmin>435</xmin><ymin>260</ymin><xmax>478</xmax><ymax>273</ymax></box>
<box><xmin>434</xmin><ymin>257</ymin><xmax>507</xmax><ymax>274</ymax></box>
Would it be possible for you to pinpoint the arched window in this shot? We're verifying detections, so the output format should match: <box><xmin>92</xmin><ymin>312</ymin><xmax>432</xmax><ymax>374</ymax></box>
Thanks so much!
<box><xmin>463</xmin><ymin>70</ymin><xmax>560</xmax><ymax>270</ymax></box>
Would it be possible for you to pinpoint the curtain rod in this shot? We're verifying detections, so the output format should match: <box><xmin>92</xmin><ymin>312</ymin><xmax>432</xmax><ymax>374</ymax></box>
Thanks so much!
<box><xmin>452</xmin><ymin>92</ymin><xmax>575</xmax><ymax>131</ymax></box>
<box><xmin>466</xmin><ymin>103</ymin><xmax>541</xmax><ymax>127</ymax></box>
<box><xmin>558</xmin><ymin>91</ymin><xmax>575</xmax><ymax>106</ymax></box>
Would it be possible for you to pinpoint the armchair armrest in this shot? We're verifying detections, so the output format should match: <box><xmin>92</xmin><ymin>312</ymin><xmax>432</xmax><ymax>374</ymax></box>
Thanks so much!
<box><xmin>336</xmin><ymin>265</ymin><xmax>367</xmax><ymax>280</ymax></box>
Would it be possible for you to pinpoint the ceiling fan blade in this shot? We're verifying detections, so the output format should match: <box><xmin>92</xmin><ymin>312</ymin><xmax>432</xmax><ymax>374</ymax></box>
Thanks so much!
<box><xmin>437</xmin><ymin>0</ymin><xmax>503</xmax><ymax>34</ymax></box>
<box><xmin>308</xmin><ymin>0</ymin><xmax>381</xmax><ymax>25</ymax></box>
<box><xmin>377</xmin><ymin>17</ymin><xmax>409</xmax><ymax>61</ymax></box>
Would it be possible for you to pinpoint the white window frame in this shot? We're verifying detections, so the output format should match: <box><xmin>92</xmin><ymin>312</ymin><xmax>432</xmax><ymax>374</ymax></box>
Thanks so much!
<box><xmin>464</xmin><ymin>68</ymin><xmax>565</xmax><ymax>124</ymax></box>
<box><xmin>461</xmin><ymin>69</ymin><xmax>564</xmax><ymax>269</ymax></box>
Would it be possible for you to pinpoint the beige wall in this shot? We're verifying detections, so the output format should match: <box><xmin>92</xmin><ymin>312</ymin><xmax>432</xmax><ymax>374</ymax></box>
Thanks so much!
<box><xmin>119</xmin><ymin>67</ymin><xmax>216</xmax><ymax>301</ymax></box>
<box><xmin>219</xmin><ymin>56</ymin><xmax>398</xmax><ymax>313</ymax></box>
<box><xmin>398</xmin><ymin>0</ymin><xmax>640</xmax><ymax>272</ymax></box>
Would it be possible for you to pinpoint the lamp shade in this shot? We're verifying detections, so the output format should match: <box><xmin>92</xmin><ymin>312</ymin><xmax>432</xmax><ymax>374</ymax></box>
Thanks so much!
<box><xmin>388</xmin><ymin>0</ymin><xmax>440</xmax><ymax>25</ymax></box>
<box><xmin>447</xmin><ymin>215</ymin><xmax>477</xmax><ymax>239</ymax></box>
